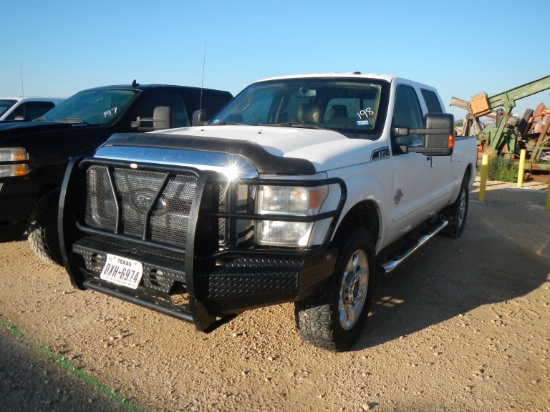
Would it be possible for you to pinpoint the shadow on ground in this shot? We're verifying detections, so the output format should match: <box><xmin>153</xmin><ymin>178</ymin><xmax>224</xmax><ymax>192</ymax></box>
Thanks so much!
<box><xmin>354</xmin><ymin>186</ymin><xmax>550</xmax><ymax>350</ymax></box>
<box><xmin>0</xmin><ymin>329</ymin><xmax>131</xmax><ymax>412</ymax></box>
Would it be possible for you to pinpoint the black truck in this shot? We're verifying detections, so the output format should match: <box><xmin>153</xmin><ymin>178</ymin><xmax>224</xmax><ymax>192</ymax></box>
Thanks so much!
<box><xmin>0</xmin><ymin>81</ymin><xmax>232</xmax><ymax>263</ymax></box>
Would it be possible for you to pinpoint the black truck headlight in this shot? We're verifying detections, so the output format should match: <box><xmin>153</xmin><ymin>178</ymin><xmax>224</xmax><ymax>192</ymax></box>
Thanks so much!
<box><xmin>0</xmin><ymin>148</ymin><xmax>29</xmax><ymax>177</ymax></box>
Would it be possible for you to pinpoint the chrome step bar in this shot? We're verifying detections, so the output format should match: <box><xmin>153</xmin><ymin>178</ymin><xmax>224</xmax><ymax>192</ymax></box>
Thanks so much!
<box><xmin>379</xmin><ymin>220</ymin><xmax>448</xmax><ymax>274</ymax></box>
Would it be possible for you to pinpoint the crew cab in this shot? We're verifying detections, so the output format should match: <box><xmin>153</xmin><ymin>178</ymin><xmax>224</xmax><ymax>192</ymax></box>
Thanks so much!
<box><xmin>58</xmin><ymin>73</ymin><xmax>477</xmax><ymax>351</ymax></box>
<box><xmin>0</xmin><ymin>81</ymin><xmax>232</xmax><ymax>264</ymax></box>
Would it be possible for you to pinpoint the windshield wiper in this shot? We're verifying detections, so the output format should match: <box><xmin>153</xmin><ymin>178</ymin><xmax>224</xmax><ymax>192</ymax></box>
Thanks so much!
<box><xmin>215</xmin><ymin>122</ymin><xmax>325</xmax><ymax>130</ymax></box>
<box><xmin>60</xmin><ymin>118</ymin><xmax>86</xmax><ymax>124</ymax></box>
<box><xmin>216</xmin><ymin>121</ymin><xmax>243</xmax><ymax>125</ymax></box>
<box><xmin>258</xmin><ymin>122</ymin><xmax>324</xmax><ymax>130</ymax></box>
<box><xmin>32</xmin><ymin>117</ymin><xmax>86</xmax><ymax>124</ymax></box>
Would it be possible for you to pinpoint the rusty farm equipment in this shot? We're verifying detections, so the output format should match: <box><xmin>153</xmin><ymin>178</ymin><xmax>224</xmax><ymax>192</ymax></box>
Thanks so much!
<box><xmin>451</xmin><ymin>75</ymin><xmax>550</xmax><ymax>174</ymax></box>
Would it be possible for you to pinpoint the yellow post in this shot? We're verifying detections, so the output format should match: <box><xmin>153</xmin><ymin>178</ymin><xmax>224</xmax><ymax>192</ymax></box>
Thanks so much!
<box><xmin>479</xmin><ymin>154</ymin><xmax>489</xmax><ymax>202</ymax></box>
<box><xmin>517</xmin><ymin>149</ymin><xmax>526</xmax><ymax>188</ymax></box>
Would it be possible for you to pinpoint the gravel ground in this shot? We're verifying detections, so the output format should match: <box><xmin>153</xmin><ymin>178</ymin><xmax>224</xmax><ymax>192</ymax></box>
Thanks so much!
<box><xmin>0</xmin><ymin>180</ymin><xmax>549</xmax><ymax>412</ymax></box>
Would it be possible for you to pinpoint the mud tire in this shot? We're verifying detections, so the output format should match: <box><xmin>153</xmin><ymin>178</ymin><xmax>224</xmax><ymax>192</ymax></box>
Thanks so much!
<box><xmin>28</xmin><ymin>188</ymin><xmax>63</xmax><ymax>266</ymax></box>
<box><xmin>294</xmin><ymin>228</ymin><xmax>375</xmax><ymax>351</ymax></box>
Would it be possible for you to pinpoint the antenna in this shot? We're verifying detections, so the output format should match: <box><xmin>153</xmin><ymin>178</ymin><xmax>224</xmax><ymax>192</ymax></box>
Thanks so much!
<box><xmin>20</xmin><ymin>65</ymin><xmax>25</xmax><ymax>96</ymax></box>
<box><xmin>200</xmin><ymin>40</ymin><xmax>207</xmax><ymax>109</ymax></box>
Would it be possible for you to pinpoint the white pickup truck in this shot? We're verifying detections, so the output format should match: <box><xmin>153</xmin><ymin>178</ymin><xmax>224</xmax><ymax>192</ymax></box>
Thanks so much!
<box><xmin>0</xmin><ymin>96</ymin><xmax>64</xmax><ymax>121</ymax></box>
<box><xmin>58</xmin><ymin>73</ymin><xmax>478</xmax><ymax>351</ymax></box>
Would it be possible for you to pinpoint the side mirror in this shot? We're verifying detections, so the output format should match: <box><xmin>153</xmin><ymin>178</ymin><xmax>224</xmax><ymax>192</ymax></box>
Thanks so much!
<box><xmin>392</xmin><ymin>113</ymin><xmax>455</xmax><ymax>156</ymax></box>
<box><xmin>131</xmin><ymin>106</ymin><xmax>173</xmax><ymax>130</ymax></box>
<box><xmin>192</xmin><ymin>109</ymin><xmax>209</xmax><ymax>126</ymax></box>
<box><xmin>151</xmin><ymin>106</ymin><xmax>173</xmax><ymax>130</ymax></box>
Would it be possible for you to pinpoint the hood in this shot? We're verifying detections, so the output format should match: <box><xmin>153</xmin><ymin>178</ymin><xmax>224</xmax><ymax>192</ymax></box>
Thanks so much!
<box><xmin>0</xmin><ymin>121</ymin><xmax>74</xmax><ymax>140</ymax></box>
<box><xmin>159</xmin><ymin>125</ymin><xmax>382</xmax><ymax>172</ymax></box>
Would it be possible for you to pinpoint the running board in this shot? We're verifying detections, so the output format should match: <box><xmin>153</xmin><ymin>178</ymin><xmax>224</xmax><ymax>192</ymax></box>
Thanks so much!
<box><xmin>379</xmin><ymin>220</ymin><xmax>448</xmax><ymax>274</ymax></box>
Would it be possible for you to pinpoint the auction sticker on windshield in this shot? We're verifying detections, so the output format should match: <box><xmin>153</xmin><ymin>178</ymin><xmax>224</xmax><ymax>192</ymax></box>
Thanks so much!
<box><xmin>100</xmin><ymin>254</ymin><xmax>143</xmax><ymax>289</ymax></box>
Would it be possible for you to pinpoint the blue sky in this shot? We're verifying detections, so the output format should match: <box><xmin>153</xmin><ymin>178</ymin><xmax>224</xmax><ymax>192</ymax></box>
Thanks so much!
<box><xmin>2</xmin><ymin>0</ymin><xmax>548</xmax><ymax>121</ymax></box>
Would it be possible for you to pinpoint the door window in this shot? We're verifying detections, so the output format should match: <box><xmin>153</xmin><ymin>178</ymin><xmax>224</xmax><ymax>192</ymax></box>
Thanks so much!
<box><xmin>392</xmin><ymin>85</ymin><xmax>424</xmax><ymax>153</ymax></box>
<box><xmin>134</xmin><ymin>92</ymin><xmax>190</xmax><ymax>128</ymax></box>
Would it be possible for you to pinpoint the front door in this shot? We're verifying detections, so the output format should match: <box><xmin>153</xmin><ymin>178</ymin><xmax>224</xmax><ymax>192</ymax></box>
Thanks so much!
<box><xmin>386</xmin><ymin>84</ymin><xmax>434</xmax><ymax>241</ymax></box>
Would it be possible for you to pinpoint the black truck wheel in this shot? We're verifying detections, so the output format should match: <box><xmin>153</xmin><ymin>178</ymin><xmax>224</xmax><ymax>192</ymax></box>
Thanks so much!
<box><xmin>28</xmin><ymin>188</ymin><xmax>63</xmax><ymax>266</ymax></box>
<box><xmin>441</xmin><ymin>172</ymin><xmax>469</xmax><ymax>238</ymax></box>
<box><xmin>294</xmin><ymin>228</ymin><xmax>375</xmax><ymax>351</ymax></box>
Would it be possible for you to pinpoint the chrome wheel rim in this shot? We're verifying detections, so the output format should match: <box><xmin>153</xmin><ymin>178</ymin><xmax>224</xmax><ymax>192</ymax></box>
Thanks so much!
<box><xmin>338</xmin><ymin>249</ymin><xmax>369</xmax><ymax>330</ymax></box>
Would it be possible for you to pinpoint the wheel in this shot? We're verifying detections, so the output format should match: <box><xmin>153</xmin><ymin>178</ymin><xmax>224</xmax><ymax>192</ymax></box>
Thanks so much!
<box><xmin>441</xmin><ymin>172</ymin><xmax>469</xmax><ymax>238</ymax></box>
<box><xmin>28</xmin><ymin>188</ymin><xmax>63</xmax><ymax>266</ymax></box>
<box><xmin>294</xmin><ymin>228</ymin><xmax>375</xmax><ymax>351</ymax></box>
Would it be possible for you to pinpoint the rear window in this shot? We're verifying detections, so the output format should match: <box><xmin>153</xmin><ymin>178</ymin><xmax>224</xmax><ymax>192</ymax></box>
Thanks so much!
<box><xmin>421</xmin><ymin>89</ymin><xmax>443</xmax><ymax>113</ymax></box>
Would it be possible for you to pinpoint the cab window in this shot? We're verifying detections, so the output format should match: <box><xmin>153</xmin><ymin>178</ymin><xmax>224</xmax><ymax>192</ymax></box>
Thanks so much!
<box><xmin>392</xmin><ymin>85</ymin><xmax>424</xmax><ymax>154</ymax></box>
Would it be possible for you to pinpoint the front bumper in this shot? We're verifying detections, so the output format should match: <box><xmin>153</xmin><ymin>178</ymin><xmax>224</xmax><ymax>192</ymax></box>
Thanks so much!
<box><xmin>69</xmin><ymin>234</ymin><xmax>336</xmax><ymax>331</ymax></box>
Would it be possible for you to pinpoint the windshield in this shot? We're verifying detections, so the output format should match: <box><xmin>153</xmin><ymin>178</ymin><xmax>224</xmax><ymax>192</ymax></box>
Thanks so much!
<box><xmin>211</xmin><ymin>78</ymin><xmax>389</xmax><ymax>137</ymax></box>
<box><xmin>38</xmin><ymin>89</ymin><xmax>136</xmax><ymax>125</ymax></box>
<box><xmin>0</xmin><ymin>99</ymin><xmax>17</xmax><ymax>117</ymax></box>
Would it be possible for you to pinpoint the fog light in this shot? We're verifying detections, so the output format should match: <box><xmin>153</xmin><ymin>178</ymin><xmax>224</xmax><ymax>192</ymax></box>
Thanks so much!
<box><xmin>0</xmin><ymin>164</ymin><xmax>29</xmax><ymax>178</ymax></box>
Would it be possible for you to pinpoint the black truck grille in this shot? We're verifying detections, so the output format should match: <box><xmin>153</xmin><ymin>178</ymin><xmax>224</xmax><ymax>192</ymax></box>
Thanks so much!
<box><xmin>84</xmin><ymin>165</ymin><xmax>197</xmax><ymax>248</ymax></box>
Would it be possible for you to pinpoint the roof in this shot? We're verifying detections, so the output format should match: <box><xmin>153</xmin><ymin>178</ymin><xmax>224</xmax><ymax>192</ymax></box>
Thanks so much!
<box><xmin>257</xmin><ymin>72</ymin><xmax>397</xmax><ymax>83</ymax></box>
<box><xmin>80</xmin><ymin>83</ymin><xmax>230</xmax><ymax>94</ymax></box>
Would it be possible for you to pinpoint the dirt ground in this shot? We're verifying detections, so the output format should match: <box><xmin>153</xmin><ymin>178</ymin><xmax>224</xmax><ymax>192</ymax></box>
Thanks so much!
<box><xmin>0</xmin><ymin>180</ymin><xmax>549</xmax><ymax>412</ymax></box>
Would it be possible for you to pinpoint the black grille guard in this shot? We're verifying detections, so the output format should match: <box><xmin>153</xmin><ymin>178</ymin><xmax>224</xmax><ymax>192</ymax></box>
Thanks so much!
<box><xmin>59</xmin><ymin>156</ymin><xmax>347</xmax><ymax>330</ymax></box>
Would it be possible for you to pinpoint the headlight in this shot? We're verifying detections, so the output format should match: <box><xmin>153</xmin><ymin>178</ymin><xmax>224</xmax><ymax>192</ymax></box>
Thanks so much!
<box><xmin>0</xmin><ymin>148</ymin><xmax>27</xmax><ymax>162</ymax></box>
<box><xmin>257</xmin><ymin>185</ymin><xmax>328</xmax><ymax>247</ymax></box>
<box><xmin>0</xmin><ymin>148</ymin><xmax>29</xmax><ymax>177</ymax></box>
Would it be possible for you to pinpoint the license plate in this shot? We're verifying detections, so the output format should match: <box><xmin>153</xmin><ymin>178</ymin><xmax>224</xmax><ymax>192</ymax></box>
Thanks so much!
<box><xmin>100</xmin><ymin>254</ymin><xmax>143</xmax><ymax>289</ymax></box>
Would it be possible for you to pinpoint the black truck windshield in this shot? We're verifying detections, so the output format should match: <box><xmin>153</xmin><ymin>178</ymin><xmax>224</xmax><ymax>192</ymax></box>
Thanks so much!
<box><xmin>38</xmin><ymin>89</ymin><xmax>136</xmax><ymax>126</ymax></box>
<box><xmin>211</xmin><ymin>77</ymin><xmax>390</xmax><ymax>137</ymax></box>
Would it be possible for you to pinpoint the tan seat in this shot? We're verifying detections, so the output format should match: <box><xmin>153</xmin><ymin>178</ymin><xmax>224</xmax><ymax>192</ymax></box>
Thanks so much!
<box><xmin>329</xmin><ymin>104</ymin><xmax>347</xmax><ymax>120</ymax></box>
<box><xmin>297</xmin><ymin>103</ymin><xmax>321</xmax><ymax>124</ymax></box>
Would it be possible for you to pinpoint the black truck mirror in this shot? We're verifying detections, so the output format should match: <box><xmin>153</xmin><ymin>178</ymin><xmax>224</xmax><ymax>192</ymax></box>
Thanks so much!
<box><xmin>392</xmin><ymin>113</ymin><xmax>455</xmax><ymax>156</ymax></box>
